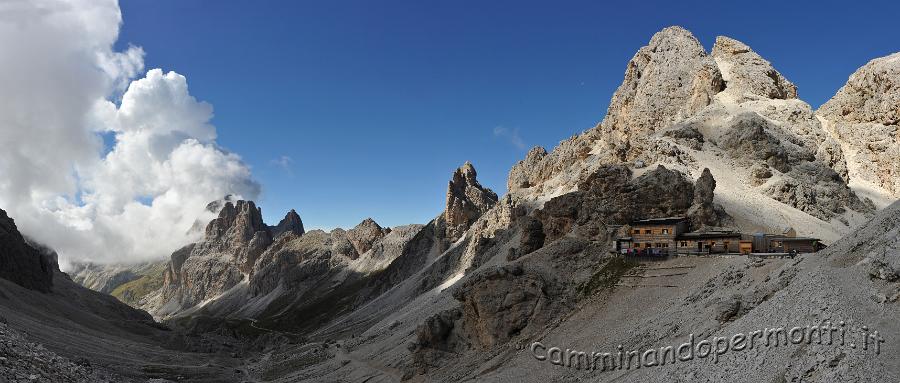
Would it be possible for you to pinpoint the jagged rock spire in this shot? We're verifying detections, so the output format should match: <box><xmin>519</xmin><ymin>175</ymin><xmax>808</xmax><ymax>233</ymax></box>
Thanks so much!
<box><xmin>444</xmin><ymin>162</ymin><xmax>498</xmax><ymax>242</ymax></box>
<box><xmin>204</xmin><ymin>200</ymin><xmax>268</xmax><ymax>244</ymax></box>
<box><xmin>201</xmin><ymin>199</ymin><xmax>272</xmax><ymax>274</ymax></box>
<box><xmin>272</xmin><ymin>209</ymin><xmax>305</xmax><ymax>237</ymax></box>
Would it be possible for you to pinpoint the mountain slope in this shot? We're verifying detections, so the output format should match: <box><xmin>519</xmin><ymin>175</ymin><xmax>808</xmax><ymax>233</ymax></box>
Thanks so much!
<box><xmin>0</xmin><ymin>207</ymin><xmax>263</xmax><ymax>382</ymax></box>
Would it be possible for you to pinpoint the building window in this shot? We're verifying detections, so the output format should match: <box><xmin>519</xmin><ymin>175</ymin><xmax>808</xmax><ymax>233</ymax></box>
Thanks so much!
<box><xmin>680</xmin><ymin>241</ymin><xmax>687</xmax><ymax>247</ymax></box>
<box><xmin>645</xmin><ymin>229</ymin><xmax>652</xmax><ymax>234</ymax></box>
<box><xmin>662</xmin><ymin>229</ymin><xmax>669</xmax><ymax>234</ymax></box>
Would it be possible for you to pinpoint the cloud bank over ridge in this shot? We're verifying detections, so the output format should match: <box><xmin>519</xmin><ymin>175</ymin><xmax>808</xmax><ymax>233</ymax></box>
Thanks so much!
<box><xmin>0</xmin><ymin>0</ymin><xmax>260</xmax><ymax>266</ymax></box>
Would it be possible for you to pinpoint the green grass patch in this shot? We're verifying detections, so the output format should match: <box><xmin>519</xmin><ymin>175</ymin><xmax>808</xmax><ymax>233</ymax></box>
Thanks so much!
<box><xmin>111</xmin><ymin>263</ymin><xmax>166</xmax><ymax>306</ymax></box>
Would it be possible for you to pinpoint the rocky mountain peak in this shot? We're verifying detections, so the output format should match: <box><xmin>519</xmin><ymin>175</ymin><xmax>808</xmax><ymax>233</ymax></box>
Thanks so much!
<box><xmin>445</xmin><ymin>162</ymin><xmax>499</xmax><ymax>242</ymax></box>
<box><xmin>272</xmin><ymin>209</ymin><xmax>305</xmax><ymax>238</ymax></box>
<box><xmin>711</xmin><ymin>36</ymin><xmax>798</xmax><ymax>101</ymax></box>
<box><xmin>599</xmin><ymin>25</ymin><xmax>724</xmax><ymax>151</ymax></box>
<box><xmin>205</xmin><ymin>200</ymin><xmax>269</xmax><ymax>245</ymax></box>
<box><xmin>347</xmin><ymin>218</ymin><xmax>388</xmax><ymax>256</ymax></box>
<box><xmin>453</xmin><ymin>161</ymin><xmax>478</xmax><ymax>185</ymax></box>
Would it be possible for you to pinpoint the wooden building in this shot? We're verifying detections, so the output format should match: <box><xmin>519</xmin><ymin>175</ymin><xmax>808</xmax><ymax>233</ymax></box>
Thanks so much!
<box><xmin>750</xmin><ymin>232</ymin><xmax>821</xmax><ymax>253</ymax></box>
<box><xmin>618</xmin><ymin>217</ymin><xmax>688</xmax><ymax>255</ymax></box>
<box><xmin>615</xmin><ymin>218</ymin><xmax>823</xmax><ymax>256</ymax></box>
<box><xmin>677</xmin><ymin>230</ymin><xmax>742</xmax><ymax>254</ymax></box>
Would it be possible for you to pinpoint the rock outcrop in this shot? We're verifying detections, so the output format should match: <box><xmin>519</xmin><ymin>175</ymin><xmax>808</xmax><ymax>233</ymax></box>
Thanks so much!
<box><xmin>718</xmin><ymin>112</ymin><xmax>795</xmax><ymax>173</ymax></box>
<box><xmin>444</xmin><ymin>162</ymin><xmax>498</xmax><ymax>242</ymax></box>
<box><xmin>711</xmin><ymin>36</ymin><xmax>797</xmax><ymax>101</ymax></box>
<box><xmin>818</xmin><ymin>52</ymin><xmax>900</xmax><ymax>197</ymax></box>
<box><xmin>451</xmin><ymin>265</ymin><xmax>548</xmax><ymax>349</ymax></box>
<box><xmin>270</xmin><ymin>209</ymin><xmax>304</xmax><ymax>238</ymax></box>
<box><xmin>346</xmin><ymin>218</ymin><xmax>389</xmax><ymax>257</ymax></box>
<box><xmin>509</xmin><ymin>216</ymin><xmax>545</xmax><ymax>261</ymax></box>
<box><xmin>0</xmin><ymin>208</ymin><xmax>54</xmax><ymax>293</ymax></box>
<box><xmin>687</xmin><ymin>168</ymin><xmax>730</xmax><ymax>228</ymax></box>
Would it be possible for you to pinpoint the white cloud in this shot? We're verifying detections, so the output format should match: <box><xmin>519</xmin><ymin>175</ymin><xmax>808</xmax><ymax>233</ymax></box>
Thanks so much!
<box><xmin>0</xmin><ymin>0</ymin><xmax>260</xmax><ymax>266</ymax></box>
<box><xmin>270</xmin><ymin>155</ymin><xmax>294</xmax><ymax>176</ymax></box>
<box><xmin>493</xmin><ymin>126</ymin><xmax>527</xmax><ymax>150</ymax></box>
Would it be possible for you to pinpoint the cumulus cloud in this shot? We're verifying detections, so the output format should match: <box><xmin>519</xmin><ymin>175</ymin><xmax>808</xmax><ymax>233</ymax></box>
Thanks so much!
<box><xmin>493</xmin><ymin>126</ymin><xmax>527</xmax><ymax>150</ymax></box>
<box><xmin>0</xmin><ymin>0</ymin><xmax>260</xmax><ymax>267</ymax></box>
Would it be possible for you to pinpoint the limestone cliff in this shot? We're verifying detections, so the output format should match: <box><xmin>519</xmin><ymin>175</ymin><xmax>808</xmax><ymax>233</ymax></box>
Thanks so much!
<box><xmin>818</xmin><ymin>52</ymin><xmax>900</xmax><ymax>200</ymax></box>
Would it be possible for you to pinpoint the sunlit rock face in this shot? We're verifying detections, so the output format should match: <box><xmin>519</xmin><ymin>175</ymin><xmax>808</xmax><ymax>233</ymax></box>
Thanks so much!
<box><xmin>818</xmin><ymin>52</ymin><xmax>900</xmax><ymax>198</ymax></box>
<box><xmin>444</xmin><ymin>162</ymin><xmax>498</xmax><ymax>242</ymax></box>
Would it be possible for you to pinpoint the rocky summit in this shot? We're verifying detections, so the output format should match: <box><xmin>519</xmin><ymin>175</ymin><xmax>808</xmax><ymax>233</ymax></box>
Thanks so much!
<box><xmin>271</xmin><ymin>209</ymin><xmax>305</xmax><ymax>238</ymax></box>
<box><xmin>2</xmin><ymin>24</ymin><xmax>900</xmax><ymax>383</ymax></box>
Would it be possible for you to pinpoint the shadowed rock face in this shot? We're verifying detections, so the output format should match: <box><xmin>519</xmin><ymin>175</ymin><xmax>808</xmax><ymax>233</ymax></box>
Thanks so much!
<box><xmin>719</xmin><ymin>112</ymin><xmax>795</xmax><ymax>173</ymax></box>
<box><xmin>687</xmin><ymin>168</ymin><xmax>731</xmax><ymax>228</ymax></box>
<box><xmin>536</xmin><ymin>165</ymin><xmax>698</xmax><ymax>242</ymax></box>
<box><xmin>444</xmin><ymin>162</ymin><xmax>498</xmax><ymax>242</ymax></box>
<box><xmin>451</xmin><ymin>264</ymin><xmax>547</xmax><ymax>349</ymax></box>
<box><xmin>0</xmin><ymin>208</ymin><xmax>54</xmax><ymax>293</ymax></box>
<box><xmin>271</xmin><ymin>209</ymin><xmax>304</xmax><ymax>238</ymax></box>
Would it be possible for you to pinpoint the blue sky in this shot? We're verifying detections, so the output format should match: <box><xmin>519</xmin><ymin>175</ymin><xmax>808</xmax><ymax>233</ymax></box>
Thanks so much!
<box><xmin>116</xmin><ymin>0</ymin><xmax>900</xmax><ymax>230</ymax></box>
